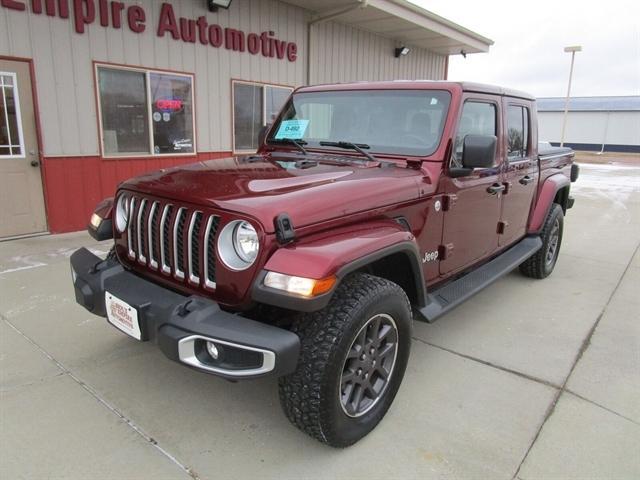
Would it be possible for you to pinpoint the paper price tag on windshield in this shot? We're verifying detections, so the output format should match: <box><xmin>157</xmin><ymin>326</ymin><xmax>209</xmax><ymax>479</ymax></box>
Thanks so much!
<box><xmin>275</xmin><ymin>119</ymin><xmax>309</xmax><ymax>140</ymax></box>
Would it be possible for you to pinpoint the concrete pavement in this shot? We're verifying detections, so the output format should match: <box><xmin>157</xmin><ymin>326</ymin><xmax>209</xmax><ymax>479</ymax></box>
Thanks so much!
<box><xmin>1</xmin><ymin>163</ymin><xmax>639</xmax><ymax>479</ymax></box>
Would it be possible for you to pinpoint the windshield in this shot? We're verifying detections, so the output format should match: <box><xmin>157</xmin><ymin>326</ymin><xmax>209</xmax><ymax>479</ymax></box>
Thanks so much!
<box><xmin>267</xmin><ymin>89</ymin><xmax>451</xmax><ymax>157</ymax></box>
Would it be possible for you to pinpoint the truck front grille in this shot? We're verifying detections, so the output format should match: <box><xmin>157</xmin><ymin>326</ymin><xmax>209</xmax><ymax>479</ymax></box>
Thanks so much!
<box><xmin>124</xmin><ymin>195</ymin><xmax>221</xmax><ymax>289</ymax></box>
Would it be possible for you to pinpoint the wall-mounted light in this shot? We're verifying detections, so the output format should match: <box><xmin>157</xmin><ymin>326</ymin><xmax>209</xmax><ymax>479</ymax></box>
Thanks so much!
<box><xmin>394</xmin><ymin>46</ymin><xmax>410</xmax><ymax>58</ymax></box>
<box><xmin>460</xmin><ymin>49</ymin><xmax>467</xmax><ymax>58</ymax></box>
<box><xmin>207</xmin><ymin>0</ymin><xmax>233</xmax><ymax>12</ymax></box>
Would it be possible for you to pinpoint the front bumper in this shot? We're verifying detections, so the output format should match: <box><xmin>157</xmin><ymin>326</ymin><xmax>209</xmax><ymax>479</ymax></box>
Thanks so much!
<box><xmin>70</xmin><ymin>248</ymin><xmax>300</xmax><ymax>379</ymax></box>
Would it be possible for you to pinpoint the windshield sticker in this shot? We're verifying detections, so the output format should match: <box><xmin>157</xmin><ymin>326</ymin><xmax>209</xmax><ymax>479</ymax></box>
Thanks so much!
<box><xmin>275</xmin><ymin>119</ymin><xmax>309</xmax><ymax>139</ymax></box>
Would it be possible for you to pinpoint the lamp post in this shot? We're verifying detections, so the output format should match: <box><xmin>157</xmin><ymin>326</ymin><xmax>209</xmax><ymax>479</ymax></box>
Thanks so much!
<box><xmin>560</xmin><ymin>45</ymin><xmax>582</xmax><ymax>147</ymax></box>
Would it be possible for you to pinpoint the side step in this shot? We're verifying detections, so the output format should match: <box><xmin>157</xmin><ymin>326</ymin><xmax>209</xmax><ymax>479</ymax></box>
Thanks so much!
<box><xmin>417</xmin><ymin>236</ymin><xmax>543</xmax><ymax>323</ymax></box>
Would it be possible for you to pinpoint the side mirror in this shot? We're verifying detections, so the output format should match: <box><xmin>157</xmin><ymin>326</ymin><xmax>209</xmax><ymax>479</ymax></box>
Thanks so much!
<box><xmin>462</xmin><ymin>134</ymin><xmax>497</xmax><ymax>169</ymax></box>
<box><xmin>257</xmin><ymin>124</ymin><xmax>272</xmax><ymax>147</ymax></box>
<box><xmin>449</xmin><ymin>135</ymin><xmax>497</xmax><ymax>178</ymax></box>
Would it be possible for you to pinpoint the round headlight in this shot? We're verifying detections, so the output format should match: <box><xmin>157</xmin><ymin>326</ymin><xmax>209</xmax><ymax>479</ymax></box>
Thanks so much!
<box><xmin>217</xmin><ymin>220</ymin><xmax>260</xmax><ymax>271</ymax></box>
<box><xmin>233</xmin><ymin>221</ymin><xmax>259</xmax><ymax>263</ymax></box>
<box><xmin>115</xmin><ymin>194</ymin><xmax>129</xmax><ymax>233</ymax></box>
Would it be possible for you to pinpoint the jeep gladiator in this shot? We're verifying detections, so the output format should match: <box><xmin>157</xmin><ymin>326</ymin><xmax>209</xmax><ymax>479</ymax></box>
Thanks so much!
<box><xmin>71</xmin><ymin>81</ymin><xmax>578</xmax><ymax>447</ymax></box>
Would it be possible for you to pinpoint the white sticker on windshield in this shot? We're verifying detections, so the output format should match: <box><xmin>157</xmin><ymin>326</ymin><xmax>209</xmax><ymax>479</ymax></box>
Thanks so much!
<box><xmin>430</xmin><ymin>98</ymin><xmax>438</xmax><ymax>105</ymax></box>
<box><xmin>275</xmin><ymin>119</ymin><xmax>309</xmax><ymax>139</ymax></box>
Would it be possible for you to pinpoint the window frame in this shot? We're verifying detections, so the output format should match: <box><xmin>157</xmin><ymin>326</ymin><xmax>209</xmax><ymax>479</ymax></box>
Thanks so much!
<box><xmin>0</xmin><ymin>71</ymin><xmax>26</xmax><ymax>159</ymax></box>
<box><xmin>450</xmin><ymin>97</ymin><xmax>500</xmax><ymax>169</ymax></box>
<box><xmin>231</xmin><ymin>79</ymin><xmax>294</xmax><ymax>154</ymax></box>
<box><xmin>506</xmin><ymin>103</ymin><xmax>531</xmax><ymax>161</ymax></box>
<box><xmin>94</xmin><ymin>62</ymin><xmax>197</xmax><ymax>159</ymax></box>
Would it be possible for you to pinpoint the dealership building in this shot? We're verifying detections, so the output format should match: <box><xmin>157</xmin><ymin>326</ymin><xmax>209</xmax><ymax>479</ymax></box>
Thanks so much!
<box><xmin>0</xmin><ymin>0</ymin><xmax>491</xmax><ymax>237</ymax></box>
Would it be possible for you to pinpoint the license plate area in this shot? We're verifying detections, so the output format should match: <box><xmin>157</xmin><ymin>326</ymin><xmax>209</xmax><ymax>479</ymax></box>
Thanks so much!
<box><xmin>105</xmin><ymin>292</ymin><xmax>142</xmax><ymax>340</ymax></box>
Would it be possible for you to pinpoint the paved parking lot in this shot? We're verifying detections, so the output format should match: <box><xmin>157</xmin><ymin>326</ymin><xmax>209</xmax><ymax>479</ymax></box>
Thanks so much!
<box><xmin>1</xmin><ymin>163</ymin><xmax>639</xmax><ymax>479</ymax></box>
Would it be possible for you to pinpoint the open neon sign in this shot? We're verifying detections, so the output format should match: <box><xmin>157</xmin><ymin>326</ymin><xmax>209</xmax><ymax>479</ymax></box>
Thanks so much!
<box><xmin>155</xmin><ymin>99</ymin><xmax>183</xmax><ymax>111</ymax></box>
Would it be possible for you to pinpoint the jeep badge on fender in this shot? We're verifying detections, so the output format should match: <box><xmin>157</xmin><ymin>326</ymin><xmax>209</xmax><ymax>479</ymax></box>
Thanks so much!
<box><xmin>71</xmin><ymin>81</ymin><xmax>577</xmax><ymax>448</ymax></box>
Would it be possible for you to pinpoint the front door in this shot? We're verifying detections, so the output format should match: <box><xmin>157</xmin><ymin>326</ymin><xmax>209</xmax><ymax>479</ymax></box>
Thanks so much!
<box><xmin>0</xmin><ymin>59</ymin><xmax>46</xmax><ymax>238</ymax></box>
<box><xmin>440</xmin><ymin>96</ymin><xmax>503</xmax><ymax>276</ymax></box>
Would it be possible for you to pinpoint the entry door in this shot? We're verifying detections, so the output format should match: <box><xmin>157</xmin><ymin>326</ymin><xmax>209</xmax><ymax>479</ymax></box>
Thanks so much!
<box><xmin>0</xmin><ymin>60</ymin><xmax>46</xmax><ymax>238</ymax></box>
<box><xmin>440</xmin><ymin>97</ymin><xmax>503</xmax><ymax>276</ymax></box>
<box><xmin>499</xmin><ymin>102</ymin><xmax>538</xmax><ymax>247</ymax></box>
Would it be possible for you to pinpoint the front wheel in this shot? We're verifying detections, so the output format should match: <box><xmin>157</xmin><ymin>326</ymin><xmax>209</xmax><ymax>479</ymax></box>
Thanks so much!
<box><xmin>278</xmin><ymin>273</ymin><xmax>412</xmax><ymax>447</ymax></box>
<box><xmin>520</xmin><ymin>203</ymin><xmax>564</xmax><ymax>279</ymax></box>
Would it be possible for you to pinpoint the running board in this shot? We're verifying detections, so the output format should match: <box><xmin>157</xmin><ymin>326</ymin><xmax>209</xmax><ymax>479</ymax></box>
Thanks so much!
<box><xmin>417</xmin><ymin>236</ymin><xmax>543</xmax><ymax>323</ymax></box>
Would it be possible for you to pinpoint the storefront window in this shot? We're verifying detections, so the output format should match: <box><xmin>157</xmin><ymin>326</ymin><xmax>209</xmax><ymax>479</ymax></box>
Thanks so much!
<box><xmin>233</xmin><ymin>81</ymin><xmax>292</xmax><ymax>152</ymax></box>
<box><xmin>0</xmin><ymin>73</ymin><xmax>24</xmax><ymax>158</ymax></box>
<box><xmin>97</xmin><ymin>65</ymin><xmax>195</xmax><ymax>157</ymax></box>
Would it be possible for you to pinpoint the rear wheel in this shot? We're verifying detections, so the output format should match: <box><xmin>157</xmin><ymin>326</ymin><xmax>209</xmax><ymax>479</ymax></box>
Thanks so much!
<box><xmin>278</xmin><ymin>273</ymin><xmax>412</xmax><ymax>447</ymax></box>
<box><xmin>520</xmin><ymin>203</ymin><xmax>564</xmax><ymax>279</ymax></box>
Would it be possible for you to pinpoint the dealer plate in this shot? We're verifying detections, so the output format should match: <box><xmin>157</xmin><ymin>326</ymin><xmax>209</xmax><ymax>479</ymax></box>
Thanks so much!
<box><xmin>105</xmin><ymin>292</ymin><xmax>141</xmax><ymax>340</ymax></box>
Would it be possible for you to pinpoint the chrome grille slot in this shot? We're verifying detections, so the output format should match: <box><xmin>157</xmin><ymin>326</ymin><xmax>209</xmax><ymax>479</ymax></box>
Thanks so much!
<box><xmin>136</xmin><ymin>198</ymin><xmax>148</xmax><ymax>263</ymax></box>
<box><xmin>127</xmin><ymin>197</ymin><xmax>137</xmax><ymax>259</ymax></box>
<box><xmin>203</xmin><ymin>215</ymin><xmax>220</xmax><ymax>289</ymax></box>
<box><xmin>173</xmin><ymin>207</ymin><xmax>187</xmax><ymax>279</ymax></box>
<box><xmin>148</xmin><ymin>201</ymin><xmax>160</xmax><ymax>269</ymax></box>
<box><xmin>160</xmin><ymin>204</ymin><xmax>173</xmax><ymax>274</ymax></box>
<box><xmin>188</xmin><ymin>211</ymin><xmax>203</xmax><ymax>284</ymax></box>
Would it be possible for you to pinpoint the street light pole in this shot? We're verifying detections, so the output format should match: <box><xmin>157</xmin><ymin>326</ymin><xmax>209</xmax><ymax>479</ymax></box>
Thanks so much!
<box><xmin>560</xmin><ymin>45</ymin><xmax>582</xmax><ymax>147</ymax></box>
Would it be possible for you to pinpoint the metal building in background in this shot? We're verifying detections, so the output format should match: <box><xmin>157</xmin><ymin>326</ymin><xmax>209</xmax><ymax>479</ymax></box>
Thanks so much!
<box><xmin>537</xmin><ymin>96</ymin><xmax>640</xmax><ymax>154</ymax></box>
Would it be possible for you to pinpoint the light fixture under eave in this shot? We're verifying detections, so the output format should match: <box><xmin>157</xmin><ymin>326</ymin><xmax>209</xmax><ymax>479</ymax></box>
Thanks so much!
<box><xmin>207</xmin><ymin>0</ymin><xmax>233</xmax><ymax>12</ymax></box>
<box><xmin>394</xmin><ymin>46</ymin><xmax>410</xmax><ymax>58</ymax></box>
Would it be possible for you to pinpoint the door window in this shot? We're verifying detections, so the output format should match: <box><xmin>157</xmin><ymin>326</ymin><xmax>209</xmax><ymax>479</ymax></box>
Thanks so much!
<box><xmin>0</xmin><ymin>73</ymin><xmax>25</xmax><ymax>158</ymax></box>
<box><xmin>507</xmin><ymin>105</ymin><xmax>530</xmax><ymax>159</ymax></box>
<box><xmin>453</xmin><ymin>101</ymin><xmax>496</xmax><ymax>167</ymax></box>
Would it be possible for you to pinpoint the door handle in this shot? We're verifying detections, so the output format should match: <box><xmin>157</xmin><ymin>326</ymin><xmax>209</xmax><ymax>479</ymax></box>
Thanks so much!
<box><xmin>519</xmin><ymin>175</ymin><xmax>534</xmax><ymax>186</ymax></box>
<box><xmin>487</xmin><ymin>183</ymin><xmax>506</xmax><ymax>195</ymax></box>
<box><xmin>30</xmin><ymin>160</ymin><xmax>40</xmax><ymax>167</ymax></box>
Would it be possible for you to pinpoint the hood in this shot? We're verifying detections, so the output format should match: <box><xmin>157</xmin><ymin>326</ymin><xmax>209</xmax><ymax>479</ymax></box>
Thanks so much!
<box><xmin>120</xmin><ymin>154</ymin><xmax>430</xmax><ymax>233</ymax></box>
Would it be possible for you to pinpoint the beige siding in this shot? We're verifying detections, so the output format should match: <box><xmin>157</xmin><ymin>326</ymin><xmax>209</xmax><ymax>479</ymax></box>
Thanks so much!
<box><xmin>0</xmin><ymin>0</ymin><xmax>447</xmax><ymax>157</ymax></box>
<box><xmin>0</xmin><ymin>0</ymin><xmax>307</xmax><ymax>156</ymax></box>
<box><xmin>309</xmin><ymin>20</ymin><xmax>446</xmax><ymax>85</ymax></box>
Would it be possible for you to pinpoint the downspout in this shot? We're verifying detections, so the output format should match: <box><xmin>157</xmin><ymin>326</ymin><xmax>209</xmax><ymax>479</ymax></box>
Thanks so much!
<box><xmin>306</xmin><ymin>0</ymin><xmax>369</xmax><ymax>85</ymax></box>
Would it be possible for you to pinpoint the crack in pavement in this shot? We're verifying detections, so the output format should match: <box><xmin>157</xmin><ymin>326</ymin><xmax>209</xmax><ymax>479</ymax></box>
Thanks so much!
<box><xmin>1</xmin><ymin>313</ymin><xmax>201</xmax><ymax>480</ymax></box>
<box><xmin>510</xmin><ymin>241</ymin><xmax>640</xmax><ymax>480</ymax></box>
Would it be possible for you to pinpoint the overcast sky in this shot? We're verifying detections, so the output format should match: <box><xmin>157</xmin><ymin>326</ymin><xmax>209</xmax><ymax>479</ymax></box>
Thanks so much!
<box><xmin>411</xmin><ymin>0</ymin><xmax>640</xmax><ymax>98</ymax></box>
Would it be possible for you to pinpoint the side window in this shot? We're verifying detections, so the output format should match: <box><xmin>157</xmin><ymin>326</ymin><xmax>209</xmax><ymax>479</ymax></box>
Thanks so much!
<box><xmin>507</xmin><ymin>105</ymin><xmax>530</xmax><ymax>159</ymax></box>
<box><xmin>453</xmin><ymin>101</ymin><xmax>496</xmax><ymax>167</ymax></box>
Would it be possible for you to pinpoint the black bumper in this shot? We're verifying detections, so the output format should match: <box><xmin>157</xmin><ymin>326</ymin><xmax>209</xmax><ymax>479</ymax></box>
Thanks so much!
<box><xmin>70</xmin><ymin>248</ymin><xmax>300</xmax><ymax>380</ymax></box>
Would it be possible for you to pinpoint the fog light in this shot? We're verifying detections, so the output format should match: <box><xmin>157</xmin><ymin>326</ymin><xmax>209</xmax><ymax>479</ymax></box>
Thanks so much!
<box><xmin>206</xmin><ymin>341</ymin><xmax>219</xmax><ymax>360</ymax></box>
<box><xmin>90</xmin><ymin>213</ymin><xmax>102</xmax><ymax>229</ymax></box>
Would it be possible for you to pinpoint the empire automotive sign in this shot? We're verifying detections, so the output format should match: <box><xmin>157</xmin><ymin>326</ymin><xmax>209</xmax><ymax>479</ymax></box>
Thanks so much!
<box><xmin>1</xmin><ymin>0</ymin><xmax>299</xmax><ymax>62</ymax></box>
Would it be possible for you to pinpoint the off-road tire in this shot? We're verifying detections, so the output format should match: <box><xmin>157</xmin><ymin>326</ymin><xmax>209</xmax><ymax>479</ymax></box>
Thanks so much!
<box><xmin>278</xmin><ymin>273</ymin><xmax>412</xmax><ymax>448</ymax></box>
<box><xmin>520</xmin><ymin>203</ymin><xmax>564</xmax><ymax>279</ymax></box>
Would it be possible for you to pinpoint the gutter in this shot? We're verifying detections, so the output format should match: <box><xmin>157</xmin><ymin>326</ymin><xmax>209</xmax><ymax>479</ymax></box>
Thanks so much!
<box><xmin>306</xmin><ymin>0</ymin><xmax>369</xmax><ymax>85</ymax></box>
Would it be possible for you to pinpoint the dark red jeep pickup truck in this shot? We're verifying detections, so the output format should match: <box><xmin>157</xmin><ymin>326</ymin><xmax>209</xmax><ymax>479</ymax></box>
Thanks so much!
<box><xmin>71</xmin><ymin>81</ymin><xmax>578</xmax><ymax>447</ymax></box>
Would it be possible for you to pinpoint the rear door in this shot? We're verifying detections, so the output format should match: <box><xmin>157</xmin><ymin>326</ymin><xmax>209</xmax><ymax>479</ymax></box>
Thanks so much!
<box><xmin>440</xmin><ymin>95</ymin><xmax>504</xmax><ymax>276</ymax></box>
<box><xmin>0</xmin><ymin>59</ymin><xmax>47</xmax><ymax>238</ymax></box>
<box><xmin>499</xmin><ymin>101</ymin><xmax>538</xmax><ymax>246</ymax></box>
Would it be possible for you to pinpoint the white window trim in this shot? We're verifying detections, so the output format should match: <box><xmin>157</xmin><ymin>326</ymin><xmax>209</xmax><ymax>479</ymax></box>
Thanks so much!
<box><xmin>232</xmin><ymin>79</ymin><xmax>294</xmax><ymax>155</ymax></box>
<box><xmin>95</xmin><ymin>63</ymin><xmax>197</xmax><ymax>159</ymax></box>
<box><xmin>0</xmin><ymin>72</ymin><xmax>26</xmax><ymax>159</ymax></box>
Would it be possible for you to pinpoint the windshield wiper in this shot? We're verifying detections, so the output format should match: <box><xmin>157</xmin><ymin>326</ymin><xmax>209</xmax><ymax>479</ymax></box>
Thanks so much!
<box><xmin>319</xmin><ymin>141</ymin><xmax>377</xmax><ymax>162</ymax></box>
<box><xmin>269</xmin><ymin>138</ymin><xmax>308</xmax><ymax>155</ymax></box>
